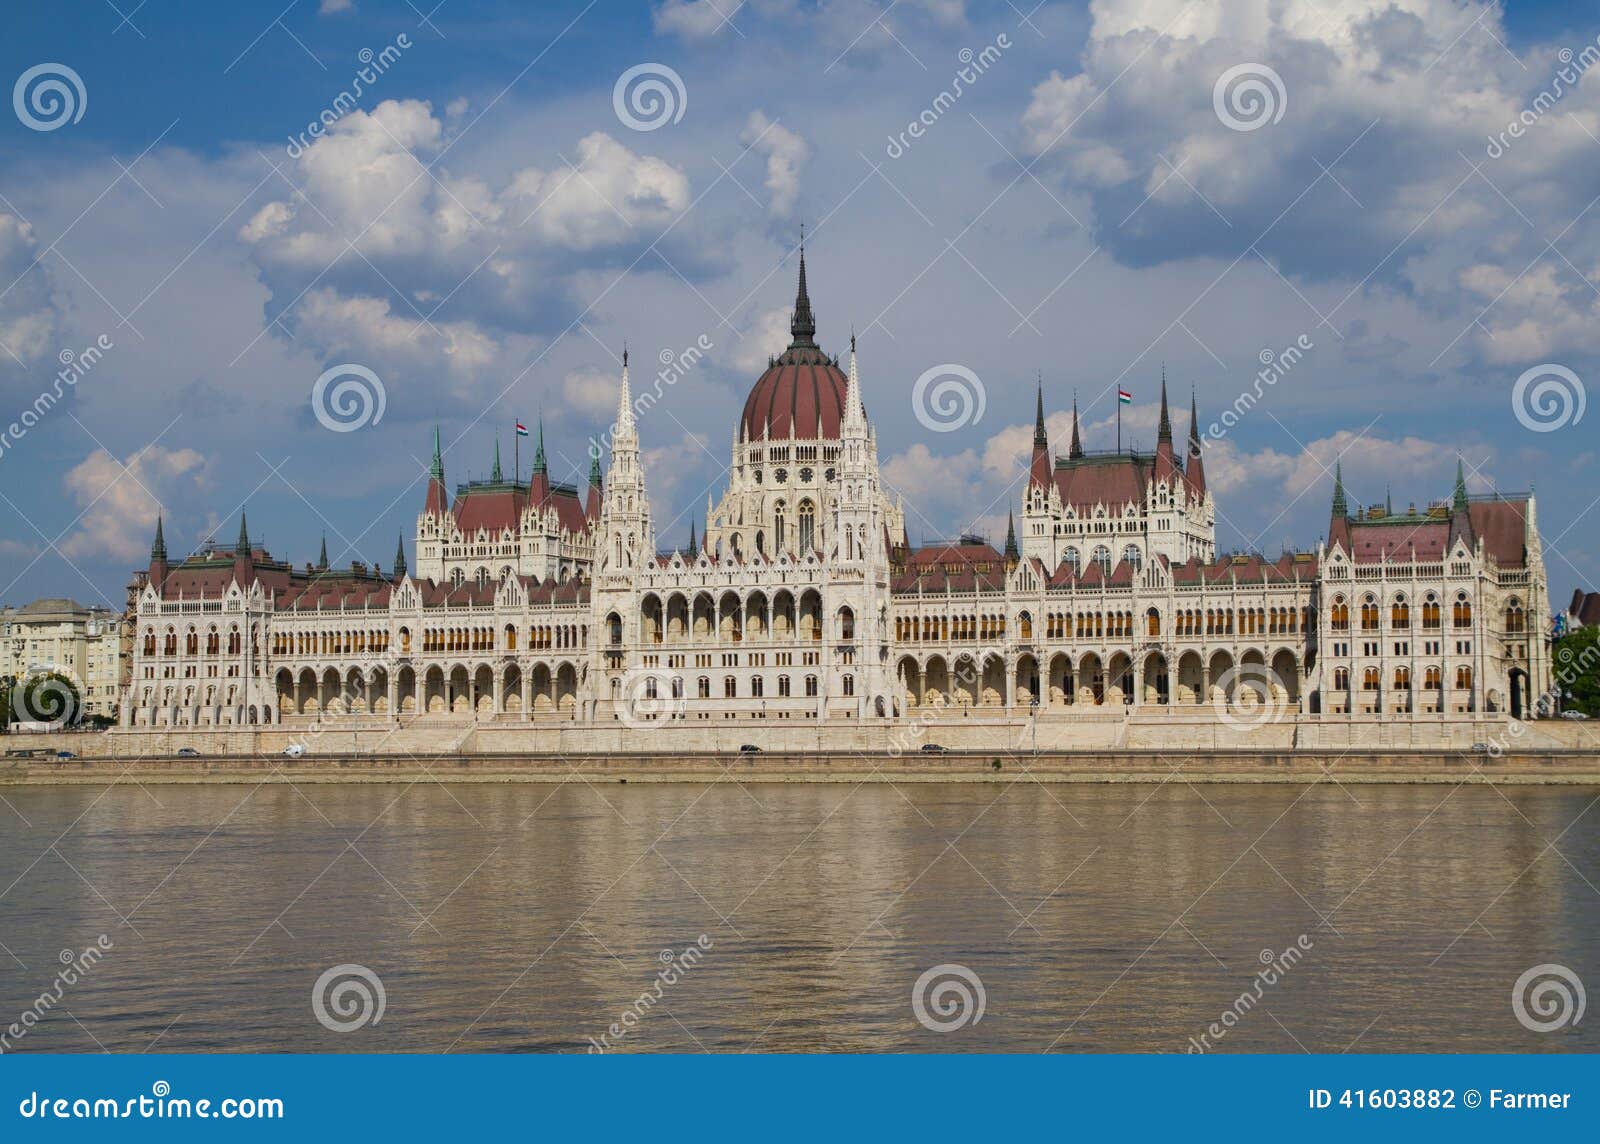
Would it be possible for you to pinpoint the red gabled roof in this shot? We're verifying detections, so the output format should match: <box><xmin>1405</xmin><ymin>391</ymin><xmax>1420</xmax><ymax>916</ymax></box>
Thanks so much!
<box><xmin>1469</xmin><ymin>499</ymin><xmax>1528</xmax><ymax>567</ymax></box>
<box><xmin>1053</xmin><ymin>454</ymin><xmax>1149</xmax><ymax>513</ymax></box>
<box><xmin>453</xmin><ymin>486</ymin><xmax>527</xmax><ymax>534</ymax></box>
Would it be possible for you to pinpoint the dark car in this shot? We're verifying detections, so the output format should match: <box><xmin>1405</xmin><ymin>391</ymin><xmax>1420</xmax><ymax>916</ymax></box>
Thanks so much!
<box><xmin>920</xmin><ymin>743</ymin><xmax>950</xmax><ymax>754</ymax></box>
<box><xmin>176</xmin><ymin>747</ymin><xmax>200</xmax><ymax>757</ymax></box>
<box><xmin>738</xmin><ymin>744</ymin><xmax>762</xmax><ymax>754</ymax></box>
<box><xmin>54</xmin><ymin>750</ymin><xmax>78</xmax><ymax>760</ymax></box>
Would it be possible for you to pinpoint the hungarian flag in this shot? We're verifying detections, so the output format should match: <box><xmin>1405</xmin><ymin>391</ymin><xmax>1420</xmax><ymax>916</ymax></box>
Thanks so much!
<box><xmin>1118</xmin><ymin>389</ymin><xmax>1133</xmax><ymax>404</ymax></box>
<box><xmin>515</xmin><ymin>421</ymin><xmax>530</xmax><ymax>437</ymax></box>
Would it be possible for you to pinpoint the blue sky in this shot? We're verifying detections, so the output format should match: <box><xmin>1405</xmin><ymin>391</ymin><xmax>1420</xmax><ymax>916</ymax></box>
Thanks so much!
<box><xmin>1</xmin><ymin>0</ymin><xmax>1597</xmax><ymax>612</ymax></box>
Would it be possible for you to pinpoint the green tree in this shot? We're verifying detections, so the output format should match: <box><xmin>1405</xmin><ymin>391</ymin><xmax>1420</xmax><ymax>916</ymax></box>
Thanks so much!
<box><xmin>1552</xmin><ymin>626</ymin><xmax>1600</xmax><ymax>717</ymax></box>
<box><xmin>10</xmin><ymin>671</ymin><xmax>82</xmax><ymax>727</ymax></box>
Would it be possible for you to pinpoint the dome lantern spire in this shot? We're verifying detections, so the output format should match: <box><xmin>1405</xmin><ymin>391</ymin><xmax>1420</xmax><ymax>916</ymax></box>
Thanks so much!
<box><xmin>790</xmin><ymin>229</ymin><xmax>816</xmax><ymax>348</ymax></box>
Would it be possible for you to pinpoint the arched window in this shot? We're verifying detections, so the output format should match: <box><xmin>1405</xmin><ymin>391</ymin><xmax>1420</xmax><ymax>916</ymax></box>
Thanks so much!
<box><xmin>723</xmin><ymin>676</ymin><xmax>737</xmax><ymax>698</ymax></box>
<box><xmin>1360</xmin><ymin>595</ymin><xmax>1379</xmax><ymax>630</ymax></box>
<box><xmin>773</xmin><ymin>501</ymin><xmax>786</xmax><ymax>554</ymax></box>
<box><xmin>1062</xmin><ymin>548</ymin><xmax>1081</xmax><ymax>575</ymax></box>
<box><xmin>1453</xmin><ymin>593</ymin><xmax>1472</xmax><ymax>628</ymax></box>
<box><xmin>1091</xmin><ymin>545</ymin><xmax>1112</xmax><ymax>575</ymax></box>
<box><xmin>1422</xmin><ymin>594</ymin><xmax>1441</xmax><ymax>629</ymax></box>
<box><xmin>1330</xmin><ymin>596</ymin><xmax>1349</xmax><ymax>631</ymax></box>
<box><xmin>804</xmin><ymin>675</ymin><xmax>819</xmax><ymax>697</ymax></box>
<box><xmin>1391</xmin><ymin>596</ymin><xmax>1409</xmax><ymax>629</ymax></box>
<box><xmin>1146</xmin><ymin>607</ymin><xmax>1160</xmax><ymax>637</ymax></box>
<box><xmin>697</xmin><ymin>676</ymin><xmax>710</xmax><ymax>699</ymax></box>
<box><xmin>1122</xmin><ymin>544</ymin><xmax>1142</xmax><ymax>571</ymax></box>
<box><xmin>798</xmin><ymin>499</ymin><xmax>816</xmax><ymax>554</ymax></box>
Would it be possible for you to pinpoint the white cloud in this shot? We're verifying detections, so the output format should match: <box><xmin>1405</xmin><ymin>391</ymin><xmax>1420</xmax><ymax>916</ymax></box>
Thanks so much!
<box><xmin>319</xmin><ymin>0</ymin><xmax>354</xmax><ymax>13</ymax></box>
<box><xmin>0</xmin><ymin>212</ymin><xmax>62</xmax><ymax>380</ymax></box>
<box><xmin>561</xmin><ymin>364</ymin><xmax>622</xmax><ymax>419</ymax></box>
<box><xmin>741</xmin><ymin>111</ymin><xmax>811</xmax><ymax>217</ymax></box>
<box><xmin>654</xmin><ymin>0</ymin><xmax>740</xmax><ymax>40</ymax></box>
<box><xmin>59</xmin><ymin>445</ymin><xmax>210</xmax><ymax>562</ymax></box>
<box><xmin>728</xmin><ymin>306</ymin><xmax>791</xmax><ymax>374</ymax></box>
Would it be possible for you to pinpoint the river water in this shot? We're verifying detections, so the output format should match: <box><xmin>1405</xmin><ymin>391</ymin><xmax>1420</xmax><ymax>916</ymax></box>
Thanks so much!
<box><xmin>0</xmin><ymin>781</ymin><xmax>1594</xmax><ymax>1053</ymax></box>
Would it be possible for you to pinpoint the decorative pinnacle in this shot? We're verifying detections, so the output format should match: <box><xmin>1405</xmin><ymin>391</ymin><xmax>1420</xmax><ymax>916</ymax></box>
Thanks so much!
<box><xmin>533</xmin><ymin>418</ymin><xmax>548</xmax><ymax>476</ymax></box>
<box><xmin>790</xmin><ymin>234</ymin><xmax>816</xmax><ymax>347</ymax></box>
<box><xmin>151</xmin><ymin>514</ymin><xmax>167</xmax><ymax>562</ymax></box>
<box><xmin>235</xmin><ymin>513</ymin><xmax>250</xmax><ymax>558</ymax></box>
<box><xmin>430</xmin><ymin>425</ymin><xmax>444</xmax><ymax>481</ymax></box>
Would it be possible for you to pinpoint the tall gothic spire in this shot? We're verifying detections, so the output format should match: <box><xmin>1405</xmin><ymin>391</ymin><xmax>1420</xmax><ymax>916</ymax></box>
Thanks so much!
<box><xmin>1331</xmin><ymin>460</ymin><xmax>1348</xmax><ymax>518</ymax></box>
<box><xmin>1034</xmin><ymin>375</ymin><xmax>1047</xmax><ymax>449</ymax></box>
<box><xmin>235</xmin><ymin>513</ymin><xmax>250</xmax><ymax>557</ymax></box>
<box><xmin>1453</xmin><ymin>456</ymin><xmax>1469</xmax><ymax>512</ymax></box>
<box><xmin>1157</xmin><ymin>367</ymin><xmax>1172</xmax><ymax>444</ymax></box>
<box><xmin>317</xmin><ymin>533</ymin><xmax>328</xmax><ymax>570</ymax></box>
<box><xmin>1185</xmin><ymin>390</ymin><xmax>1207</xmax><ymax>498</ymax></box>
<box><xmin>1004</xmin><ymin>511</ymin><xmax>1019</xmax><ymax>561</ymax></box>
<box><xmin>532</xmin><ymin>418</ymin><xmax>548</xmax><ymax>476</ymax></box>
<box><xmin>790</xmin><ymin>232</ymin><xmax>816</xmax><ymax>347</ymax></box>
<box><xmin>151</xmin><ymin>514</ymin><xmax>166</xmax><ymax>562</ymax></box>
<box><xmin>491</xmin><ymin>435</ymin><xmax>503</xmax><ymax>483</ymax></box>
<box><xmin>588</xmin><ymin>448</ymin><xmax>602</xmax><ymax>489</ymax></box>
<box><xmin>615</xmin><ymin>347</ymin><xmax>636</xmax><ymax>437</ymax></box>
<box><xmin>429</xmin><ymin>424</ymin><xmax>444</xmax><ymax>481</ymax></box>
<box><xmin>393</xmin><ymin>535</ymin><xmax>407</xmax><ymax>579</ymax></box>
<box><xmin>1069</xmin><ymin>392</ymin><xmax>1084</xmax><ymax>460</ymax></box>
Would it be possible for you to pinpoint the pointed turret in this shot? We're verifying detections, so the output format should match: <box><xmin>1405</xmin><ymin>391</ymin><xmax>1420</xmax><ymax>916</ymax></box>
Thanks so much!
<box><xmin>1029</xmin><ymin>376</ymin><xmax>1052</xmax><ymax>488</ymax></box>
<box><xmin>1004</xmin><ymin>511</ymin><xmax>1019</xmax><ymax>564</ymax></box>
<box><xmin>585</xmin><ymin>447</ymin><xmax>603</xmax><ymax>521</ymax></box>
<box><xmin>1185</xmin><ymin>391</ymin><xmax>1207</xmax><ymax>498</ymax></box>
<box><xmin>1153</xmin><ymin>370</ymin><xmax>1177</xmax><ymax>484</ymax></box>
<box><xmin>490</xmin><ymin>435</ymin><xmax>504</xmax><ymax>484</ymax></box>
<box><xmin>393</xmin><ymin>534</ymin><xmax>407</xmax><ymax>580</ymax></box>
<box><xmin>529</xmin><ymin>418</ymin><xmax>551</xmax><ymax>505</ymax></box>
<box><xmin>317</xmin><ymin>533</ymin><xmax>328</xmax><ymax>570</ymax></box>
<box><xmin>148</xmin><ymin>514</ymin><xmax>169</xmax><ymax>591</ymax></box>
<box><xmin>1069</xmin><ymin>392</ymin><xmax>1084</xmax><ymax>460</ymax></box>
<box><xmin>1331</xmin><ymin>461</ymin><xmax>1348</xmax><ymax>518</ymax></box>
<box><xmin>425</xmin><ymin>425</ymin><xmax>449</xmax><ymax>516</ymax></box>
<box><xmin>1449</xmin><ymin>456</ymin><xmax>1475</xmax><ymax>550</ymax></box>
<box><xmin>231</xmin><ymin>513</ymin><xmax>254</xmax><ymax>587</ymax></box>
<box><xmin>687</xmin><ymin>519</ymin><xmax>697</xmax><ymax>557</ymax></box>
<box><xmin>843</xmin><ymin>331</ymin><xmax>866</xmax><ymax>431</ymax></box>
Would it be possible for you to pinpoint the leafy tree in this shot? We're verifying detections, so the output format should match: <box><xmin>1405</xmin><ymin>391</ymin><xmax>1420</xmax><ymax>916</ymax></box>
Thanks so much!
<box><xmin>9</xmin><ymin>671</ymin><xmax>82</xmax><ymax>727</ymax></box>
<box><xmin>1552</xmin><ymin>626</ymin><xmax>1600</xmax><ymax>717</ymax></box>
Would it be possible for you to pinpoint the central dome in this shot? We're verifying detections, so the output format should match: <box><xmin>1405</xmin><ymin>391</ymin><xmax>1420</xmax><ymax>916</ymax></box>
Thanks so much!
<box><xmin>739</xmin><ymin>250</ymin><xmax>852</xmax><ymax>442</ymax></box>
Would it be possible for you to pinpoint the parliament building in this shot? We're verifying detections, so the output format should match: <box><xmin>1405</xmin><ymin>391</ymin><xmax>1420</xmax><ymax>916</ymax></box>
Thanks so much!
<box><xmin>120</xmin><ymin>254</ymin><xmax>1552</xmax><ymax>748</ymax></box>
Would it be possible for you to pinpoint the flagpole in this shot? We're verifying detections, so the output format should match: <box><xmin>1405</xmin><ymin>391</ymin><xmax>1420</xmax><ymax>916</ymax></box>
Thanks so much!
<box><xmin>1117</xmin><ymin>398</ymin><xmax>1122</xmax><ymax>454</ymax></box>
<box><xmin>514</xmin><ymin>423</ymin><xmax>520</xmax><ymax>486</ymax></box>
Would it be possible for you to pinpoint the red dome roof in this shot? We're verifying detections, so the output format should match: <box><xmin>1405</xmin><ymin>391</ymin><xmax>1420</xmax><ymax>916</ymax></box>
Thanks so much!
<box><xmin>741</xmin><ymin>348</ymin><xmax>848</xmax><ymax>441</ymax></box>
<box><xmin>738</xmin><ymin>247</ymin><xmax>855</xmax><ymax>441</ymax></box>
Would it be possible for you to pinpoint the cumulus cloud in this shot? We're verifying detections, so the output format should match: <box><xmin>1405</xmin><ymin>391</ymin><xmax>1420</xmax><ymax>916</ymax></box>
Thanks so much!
<box><xmin>59</xmin><ymin>445</ymin><xmax>210</xmax><ymax>562</ymax></box>
<box><xmin>728</xmin><ymin>306</ymin><xmax>791</xmax><ymax>374</ymax></box>
<box><xmin>741</xmin><ymin>111</ymin><xmax>811</xmax><ymax>217</ymax></box>
<box><xmin>0</xmin><ymin>212</ymin><xmax>63</xmax><ymax>382</ymax></box>
<box><xmin>1016</xmin><ymin>0</ymin><xmax>1600</xmax><ymax>367</ymax></box>
<box><xmin>654</xmin><ymin>0</ymin><xmax>741</xmax><ymax>40</ymax></box>
<box><xmin>561</xmin><ymin>363</ymin><xmax>623</xmax><ymax>419</ymax></box>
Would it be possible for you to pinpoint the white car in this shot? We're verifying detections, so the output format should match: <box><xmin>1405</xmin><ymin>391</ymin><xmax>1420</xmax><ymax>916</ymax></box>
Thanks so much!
<box><xmin>282</xmin><ymin>743</ymin><xmax>306</xmax><ymax>758</ymax></box>
<box><xmin>1561</xmin><ymin>711</ymin><xmax>1590</xmax><ymax>720</ymax></box>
